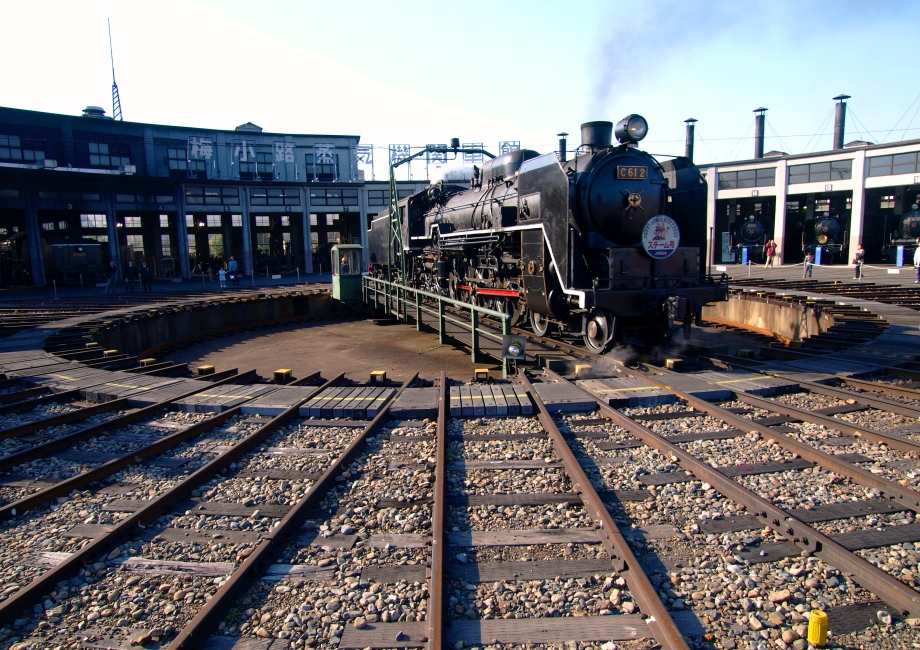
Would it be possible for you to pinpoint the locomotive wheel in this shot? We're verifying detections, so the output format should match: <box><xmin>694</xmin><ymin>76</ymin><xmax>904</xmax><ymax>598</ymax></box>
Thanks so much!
<box><xmin>493</xmin><ymin>297</ymin><xmax>523</xmax><ymax>327</ymax></box>
<box><xmin>584</xmin><ymin>312</ymin><xmax>614</xmax><ymax>354</ymax></box>
<box><xmin>530</xmin><ymin>311</ymin><xmax>552</xmax><ymax>336</ymax></box>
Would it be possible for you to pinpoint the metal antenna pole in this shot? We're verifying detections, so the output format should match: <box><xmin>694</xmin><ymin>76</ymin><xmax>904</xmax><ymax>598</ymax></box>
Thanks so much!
<box><xmin>108</xmin><ymin>18</ymin><xmax>122</xmax><ymax>121</ymax></box>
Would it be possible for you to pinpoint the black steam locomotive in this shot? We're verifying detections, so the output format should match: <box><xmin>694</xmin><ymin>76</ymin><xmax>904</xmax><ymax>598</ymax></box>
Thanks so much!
<box><xmin>733</xmin><ymin>215</ymin><xmax>766</xmax><ymax>263</ymax></box>
<box><xmin>881</xmin><ymin>202</ymin><xmax>920</xmax><ymax>262</ymax></box>
<box><xmin>366</xmin><ymin>116</ymin><xmax>727</xmax><ymax>352</ymax></box>
<box><xmin>0</xmin><ymin>232</ymin><xmax>104</xmax><ymax>285</ymax></box>
<box><xmin>803</xmin><ymin>212</ymin><xmax>847</xmax><ymax>263</ymax></box>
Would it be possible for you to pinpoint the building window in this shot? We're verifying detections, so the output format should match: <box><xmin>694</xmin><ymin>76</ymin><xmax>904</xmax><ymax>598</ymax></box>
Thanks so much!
<box><xmin>124</xmin><ymin>216</ymin><xmax>141</xmax><ymax>228</ymax></box>
<box><xmin>255</xmin><ymin>216</ymin><xmax>270</xmax><ymax>227</ymax></box>
<box><xmin>85</xmin><ymin>234</ymin><xmax>108</xmax><ymax>243</ymax></box>
<box><xmin>251</xmin><ymin>187</ymin><xmax>300</xmax><ymax>206</ymax></box>
<box><xmin>281</xmin><ymin>216</ymin><xmax>290</xmax><ymax>226</ymax></box>
<box><xmin>187</xmin><ymin>234</ymin><xmax>197</xmax><ymax>258</ymax></box>
<box><xmin>160</xmin><ymin>215</ymin><xmax>169</xmax><ymax>228</ymax></box>
<box><xmin>221</xmin><ymin>188</ymin><xmax>239</xmax><ymax>205</ymax></box>
<box><xmin>125</xmin><ymin>234</ymin><xmax>144</xmax><ymax>254</ymax></box>
<box><xmin>208</xmin><ymin>233</ymin><xmax>224</xmax><ymax>257</ymax></box>
<box><xmin>80</xmin><ymin>213</ymin><xmax>108</xmax><ymax>229</ymax></box>
<box><xmin>0</xmin><ymin>189</ymin><xmax>19</xmax><ymax>198</ymax></box>
<box><xmin>256</xmin><ymin>152</ymin><xmax>274</xmax><ymax>179</ymax></box>
<box><xmin>815</xmin><ymin>199</ymin><xmax>831</xmax><ymax>214</ymax></box>
<box><xmin>89</xmin><ymin>142</ymin><xmax>130</xmax><ymax>167</ymax></box>
<box><xmin>398</xmin><ymin>189</ymin><xmax>413</xmax><ymax>199</ymax></box>
<box><xmin>231</xmin><ymin>215</ymin><xmax>242</xmax><ymax>227</ymax></box>
<box><xmin>718</xmin><ymin>168</ymin><xmax>776</xmax><ymax>190</ymax></box>
<box><xmin>310</xmin><ymin>214</ymin><xmax>318</xmax><ymax>226</ymax></box>
<box><xmin>326</xmin><ymin>214</ymin><xmax>337</xmax><ymax>226</ymax></box>
<box><xmin>206</xmin><ymin>215</ymin><xmax>222</xmax><ymax>228</ymax></box>
<box><xmin>41</xmin><ymin>222</ymin><xmax>54</xmax><ymax>231</ymax></box>
<box><xmin>58</xmin><ymin>221</ymin><xmax>67</xmax><ymax>230</ymax></box>
<box><xmin>156</xmin><ymin>195</ymin><xmax>174</xmax><ymax>204</ymax></box>
<box><xmin>880</xmin><ymin>195</ymin><xmax>896</xmax><ymax>209</ymax></box>
<box><xmin>161</xmin><ymin>234</ymin><xmax>172</xmax><ymax>256</ymax></box>
<box><xmin>311</xmin><ymin>231</ymin><xmax>319</xmax><ymax>251</ymax></box>
<box><xmin>186</xmin><ymin>215</ymin><xmax>195</xmax><ymax>228</ymax></box>
<box><xmin>306</xmin><ymin>153</ymin><xmax>337</xmax><ymax>180</ymax></box>
<box><xmin>256</xmin><ymin>232</ymin><xmax>270</xmax><ymax>252</ymax></box>
<box><xmin>788</xmin><ymin>159</ymin><xmax>852</xmax><ymax>184</ymax></box>
<box><xmin>167</xmin><ymin>148</ymin><xmax>188</xmax><ymax>171</ymax></box>
<box><xmin>368</xmin><ymin>189</ymin><xmax>389</xmax><ymax>204</ymax></box>
<box><xmin>869</xmin><ymin>152</ymin><xmax>919</xmax><ymax>177</ymax></box>
<box><xmin>327</xmin><ymin>231</ymin><xmax>341</xmax><ymax>244</ymax></box>
<box><xmin>0</xmin><ymin>135</ymin><xmax>44</xmax><ymax>163</ymax></box>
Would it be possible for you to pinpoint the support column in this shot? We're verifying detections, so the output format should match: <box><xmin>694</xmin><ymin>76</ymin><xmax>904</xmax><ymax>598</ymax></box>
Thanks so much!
<box><xmin>301</xmin><ymin>187</ymin><xmax>313</xmax><ymax>274</ymax></box>
<box><xmin>24</xmin><ymin>186</ymin><xmax>46</xmax><ymax>286</ymax></box>
<box><xmin>773</xmin><ymin>160</ymin><xmax>788</xmax><ymax>265</ymax></box>
<box><xmin>847</xmin><ymin>150</ymin><xmax>867</xmax><ymax>263</ymax></box>
<box><xmin>240</xmin><ymin>187</ymin><xmax>253</xmax><ymax>277</ymax></box>
<box><xmin>105</xmin><ymin>189</ymin><xmax>120</xmax><ymax>278</ymax></box>
<box><xmin>358</xmin><ymin>187</ymin><xmax>369</xmax><ymax>272</ymax></box>
<box><xmin>177</xmin><ymin>185</ymin><xmax>191</xmax><ymax>279</ymax></box>
<box><xmin>706</xmin><ymin>166</ymin><xmax>718</xmax><ymax>269</ymax></box>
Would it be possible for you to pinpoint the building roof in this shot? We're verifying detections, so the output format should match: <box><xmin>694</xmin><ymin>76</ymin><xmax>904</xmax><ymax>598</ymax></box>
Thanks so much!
<box><xmin>698</xmin><ymin>137</ymin><xmax>920</xmax><ymax>169</ymax></box>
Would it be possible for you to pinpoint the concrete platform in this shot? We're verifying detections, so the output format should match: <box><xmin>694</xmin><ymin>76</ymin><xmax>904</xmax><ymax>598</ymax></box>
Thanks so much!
<box><xmin>174</xmin><ymin>384</ymin><xmax>277</xmax><ymax>413</ymax></box>
<box><xmin>576</xmin><ymin>377</ymin><xmax>676</xmax><ymax>407</ymax></box>
<box><xmin>388</xmin><ymin>387</ymin><xmax>439</xmax><ymax>419</ymax></box>
<box><xmin>126</xmin><ymin>379</ymin><xmax>214</xmax><ymax>408</ymax></box>
<box><xmin>240</xmin><ymin>387</ymin><xmax>316</xmax><ymax>416</ymax></box>
<box><xmin>531</xmin><ymin>381</ymin><xmax>596</xmax><ymax>413</ymax></box>
<box><xmin>657</xmin><ymin>375</ymin><xmax>733</xmax><ymax>401</ymax></box>
<box><xmin>82</xmin><ymin>375</ymin><xmax>186</xmax><ymax>402</ymax></box>
<box><xmin>693</xmin><ymin>371</ymin><xmax>799</xmax><ymax>396</ymax></box>
<box><xmin>300</xmin><ymin>386</ymin><xmax>396</xmax><ymax>419</ymax></box>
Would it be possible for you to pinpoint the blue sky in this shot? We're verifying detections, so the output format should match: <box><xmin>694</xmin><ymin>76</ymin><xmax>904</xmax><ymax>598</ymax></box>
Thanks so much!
<box><xmin>3</xmin><ymin>0</ymin><xmax>919</xmax><ymax>173</ymax></box>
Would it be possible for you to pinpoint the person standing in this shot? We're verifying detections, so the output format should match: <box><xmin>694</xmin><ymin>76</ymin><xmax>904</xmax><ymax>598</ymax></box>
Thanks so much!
<box><xmin>914</xmin><ymin>238</ymin><xmax>920</xmax><ymax>283</ymax></box>
<box><xmin>125</xmin><ymin>260</ymin><xmax>137</xmax><ymax>293</ymax></box>
<box><xmin>218</xmin><ymin>267</ymin><xmax>227</xmax><ymax>288</ymax></box>
<box><xmin>764</xmin><ymin>239</ymin><xmax>777</xmax><ymax>268</ymax></box>
<box><xmin>139</xmin><ymin>260</ymin><xmax>153</xmax><ymax>293</ymax></box>
<box><xmin>803</xmin><ymin>251</ymin><xmax>814</xmax><ymax>278</ymax></box>
<box><xmin>228</xmin><ymin>256</ymin><xmax>239</xmax><ymax>286</ymax></box>
<box><xmin>853</xmin><ymin>243</ymin><xmax>865</xmax><ymax>280</ymax></box>
<box><xmin>104</xmin><ymin>260</ymin><xmax>117</xmax><ymax>294</ymax></box>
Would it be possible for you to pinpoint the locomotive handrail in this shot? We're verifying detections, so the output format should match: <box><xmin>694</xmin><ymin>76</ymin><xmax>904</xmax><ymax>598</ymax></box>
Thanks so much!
<box><xmin>362</xmin><ymin>275</ymin><xmax>514</xmax><ymax>376</ymax></box>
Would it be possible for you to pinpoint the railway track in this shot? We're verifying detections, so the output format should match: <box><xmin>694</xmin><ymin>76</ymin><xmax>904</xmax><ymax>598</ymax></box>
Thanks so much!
<box><xmin>1</xmin><ymin>285</ymin><xmax>920</xmax><ymax>648</ymax></box>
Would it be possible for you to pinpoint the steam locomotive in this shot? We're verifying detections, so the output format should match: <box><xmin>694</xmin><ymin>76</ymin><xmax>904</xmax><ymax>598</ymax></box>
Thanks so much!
<box><xmin>367</xmin><ymin>116</ymin><xmax>728</xmax><ymax>352</ymax></box>
<box><xmin>0</xmin><ymin>232</ymin><xmax>104</xmax><ymax>285</ymax></box>
<box><xmin>733</xmin><ymin>215</ymin><xmax>766</xmax><ymax>263</ymax></box>
<box><xmin>881</xmin><ymin>202</ymin><xmax>920</xmax><ymax>262</ymax></box>
<box><xmin>803</xmin><ymin>212</ymin><xmax>847</xmax><ymax>263</ymax></box>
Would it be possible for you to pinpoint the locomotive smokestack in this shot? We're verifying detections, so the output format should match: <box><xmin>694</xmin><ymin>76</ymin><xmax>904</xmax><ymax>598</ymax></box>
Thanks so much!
<box><xmin>580</xmin><ymin>121</ymin><xmax>613</xmax><ymax>151</ymax></box>
<box><xmin>684</xmin><ymin>118</ymin><xmax>697</xmax><ymax>162</ymax></box>
<box><xmin>557</xmin><ymin>132</ymin><xmax>568</xmax><ymax>162</ymax></box>
<box><xmin>753</xmin><ymin>107</ymin><xmax>767</xmax><ymax>159</ymax></box>
<box><xmin>833</xmin><ymin>94</ymin><xmax>850</xmax><ymax>150</ymax></box>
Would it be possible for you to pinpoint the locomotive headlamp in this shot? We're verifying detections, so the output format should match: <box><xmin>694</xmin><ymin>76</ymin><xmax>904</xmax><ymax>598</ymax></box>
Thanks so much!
<box><xmin>615</xmin><ymin>114</ymin><xmax>649</xmax><ymax>144</ymax></box>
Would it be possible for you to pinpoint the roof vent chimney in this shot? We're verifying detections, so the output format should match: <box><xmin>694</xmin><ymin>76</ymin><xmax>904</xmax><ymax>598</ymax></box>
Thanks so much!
<box><xmin>81</xmin><ymin>106</ymin><xmax>109</xmax><ymax>119</ymax></box>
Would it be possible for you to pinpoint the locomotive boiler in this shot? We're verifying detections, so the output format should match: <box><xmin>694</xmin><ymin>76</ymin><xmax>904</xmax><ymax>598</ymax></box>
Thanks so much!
<box><xmin>882</xmin><ymin>202</ymin><xmax>920</xmax><ymax>262</ymax></box>
<box><xmin>803</xmin><ymin>212</ymin><xmax>847</xmax><ymax>263</ymax></box>
<box><xmin>367</xmin><ymin>116</ymin><xmax>727</xmax><ymax>352</ymax></box>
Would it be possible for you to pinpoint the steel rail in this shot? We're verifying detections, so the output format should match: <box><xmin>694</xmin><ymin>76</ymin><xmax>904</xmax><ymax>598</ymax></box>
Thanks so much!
<box><xmin>816</xmin><ymin>375</ymin><xmax>920</xmax><ymax>403</ymax></box>
<box><xmin>0</xmin><ymin>372</ymin><xmax>344</xmax><ymax>628</ymax></box>
<box><xmin>427</xmin><ymin>372</ymin><xmax>446</xmax><ymax>650</ymax></box>
<box><xmin>0</xmin><ymin>370</ymin><xmax>256</xmax><ymax>472</ymax></box>
<box><xmin>0</xmin><ymin>407</ymin><xmax>242</xmax><ymax>519</ymax></box>
<box><xmin>167</xmin><ymin>373</ymin><xmax>418</xmax><ymax>650</ymax></box>
<box><xmin>594</xmin><ymin>367</ymin><xmax>920</xmax><ymax>512</ymax></box>
<box><xmin>543</xmin><ymin>370</ymin><xmax>920</xmax><ymax>617</ymax></box>
<box><xmin>518</xmin><ymin>373</ymin><xmax>691</xmax><ymax>650</ymax></box>
<box><xmin>731</xmin><ymin>391</ymin><xmax>920</xmax><ymax>455</ymax></box>
<box><xmin>0</xmin><ymin>396</ymin><xmax>126</xmax><ymax>440</ymax></box>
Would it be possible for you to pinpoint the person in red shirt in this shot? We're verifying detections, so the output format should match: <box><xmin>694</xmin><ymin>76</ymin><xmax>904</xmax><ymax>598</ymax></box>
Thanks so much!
<box><xmin>764</xmin><ymin>239</ymin><xmax>777</xmax><ymax>268</ymax></box>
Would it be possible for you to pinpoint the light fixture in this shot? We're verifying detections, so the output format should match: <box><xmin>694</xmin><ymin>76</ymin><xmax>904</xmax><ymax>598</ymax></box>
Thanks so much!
<box><xmin>615</xmin><ymin>115</ymin><xmax>648</xmax><ymax>144</ymax></box>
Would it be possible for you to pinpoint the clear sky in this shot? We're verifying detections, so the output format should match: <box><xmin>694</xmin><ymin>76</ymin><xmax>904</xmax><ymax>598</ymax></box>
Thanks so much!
<box><xmin>3</xmin><ymin>0</ymin><xmax>919</xmax><ymax>175</ymax></box>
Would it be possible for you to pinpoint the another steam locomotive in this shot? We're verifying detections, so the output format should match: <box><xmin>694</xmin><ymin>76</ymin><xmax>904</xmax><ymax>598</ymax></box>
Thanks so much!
<box><xmin>0</xmin><ymin>232</ymin><xmax>104</xmax><ymax>285</ymax></box>
<box><xmin>803</xmin><ymin>212</ymin><xmax>847</xmax><ymax>263</ymax></box>
<box><xmin>881</xmin><ymin>202</ymin><xmax>920</xmax><ymax>262</ymax></box>
<box><xmin>367</xmin><ymin>116</ymin><xmax>728</xmax><ymax>352</ymax></box>
<box><xmin>733</xmin><ymin>215</ymin><xmax>766</xmax><ymax>263</ymax></box>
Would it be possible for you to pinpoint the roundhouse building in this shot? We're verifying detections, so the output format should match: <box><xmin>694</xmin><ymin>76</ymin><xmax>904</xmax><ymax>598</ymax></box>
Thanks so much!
<box><xmin>0</xmin><ymin>105</ymin><xmax>427</xmax><ymax>286</ymax></box>
<box><xmin>698</xmin><ymin>100</ymin><xmax>920</xmax><ymax>268</ymax></box>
